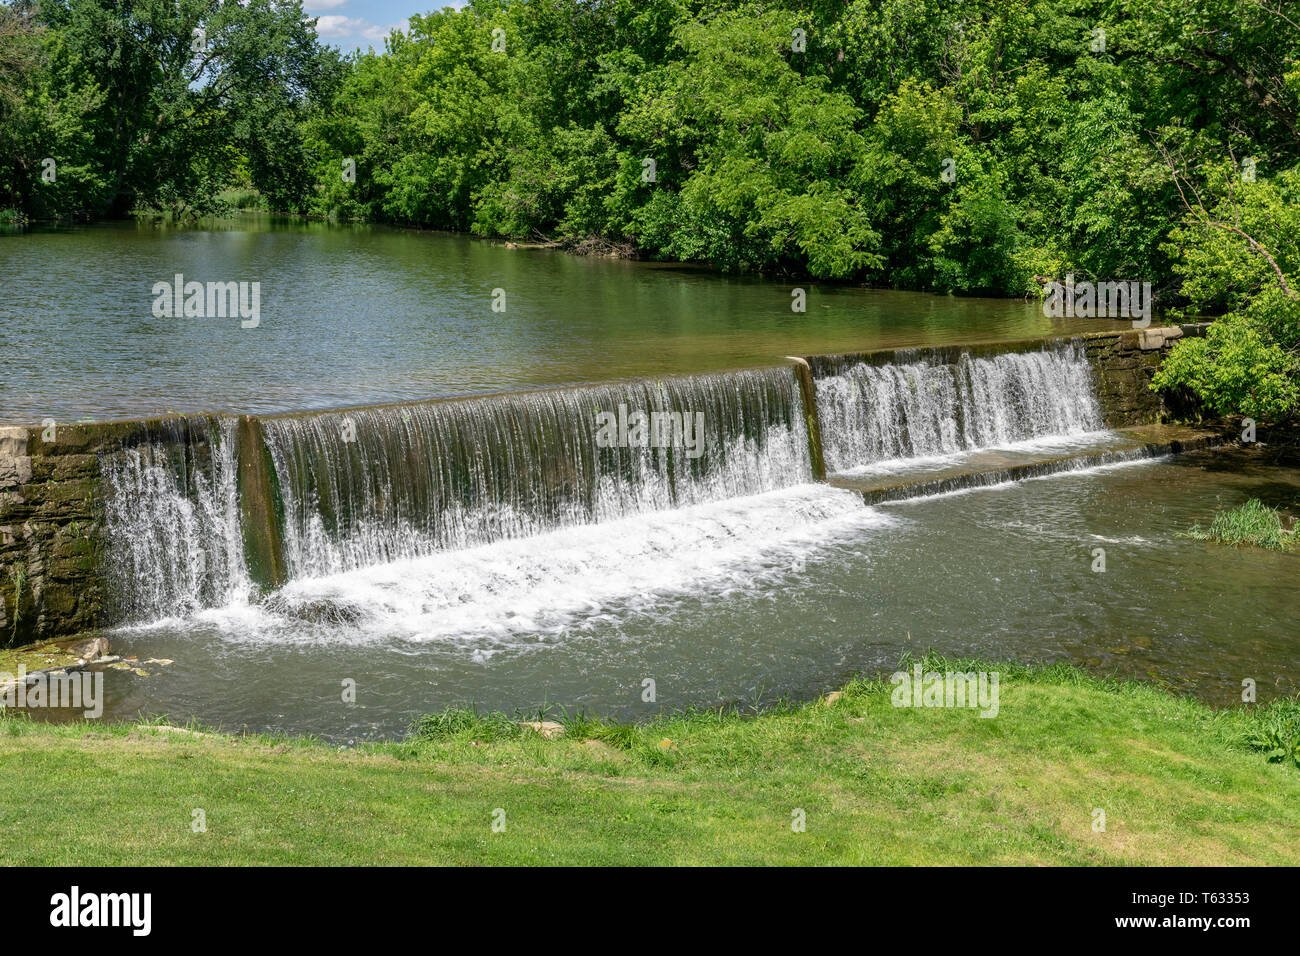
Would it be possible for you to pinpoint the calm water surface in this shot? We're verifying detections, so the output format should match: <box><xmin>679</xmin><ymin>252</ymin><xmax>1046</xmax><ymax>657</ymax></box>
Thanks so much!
<box><xmin>0</xmin><ymin>216</ymin><xmax>1128</xmax><ymax>424</ymax></box>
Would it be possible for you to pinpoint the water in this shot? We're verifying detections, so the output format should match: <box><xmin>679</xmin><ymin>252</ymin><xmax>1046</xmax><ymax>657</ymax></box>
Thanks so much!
<box><xmin>815</xmin><ymin>342</ymin><xmax>1104</xmax><ymax>473</ymax></box>
<box><xmin>98</xmin><ymin>452</ymin><xmax>1300</xmax><ymax>739</ymax></box>
<box><xmin>0</xmin><ymin>216</ymin><xmax>1131</xmax><ymax>424</ymax></box>
<box><xmin>261</xmin><ymin>368</ymin><xmax>809</xmax><ymax>577</ymax></box>
<box><xmin>7</xmin><ymin>217</ymin><xmax>1291</xmax><ymax>739</ymax></box>
<box><xmin>100</xmin><ymin>418</ymin><xmax>250</xmax><ymax>621</ymax></box>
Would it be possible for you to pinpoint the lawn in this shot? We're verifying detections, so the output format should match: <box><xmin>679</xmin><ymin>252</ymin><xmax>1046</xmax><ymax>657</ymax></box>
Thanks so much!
<box><xmin>1</xmin><ymin>658</ymin><xmax>1297</xmax><ymax>866</ymax></box>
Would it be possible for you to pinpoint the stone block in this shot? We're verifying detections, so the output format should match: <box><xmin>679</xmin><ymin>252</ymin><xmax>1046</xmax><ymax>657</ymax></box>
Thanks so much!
<box><xmin>0</xmin><ymin>427</ymin><xmax>32</xmax><ymax>490</ymax></box>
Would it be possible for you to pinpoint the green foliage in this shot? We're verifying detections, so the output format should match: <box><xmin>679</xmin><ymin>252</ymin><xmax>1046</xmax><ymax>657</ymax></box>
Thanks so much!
<box><xmin>1182</xmin><ymin>498</ymin><xmax>1296</xmax><ymax>551</ymax></box>
<box><xmin>1246</xmin><ymin>698</ymin><xmax>1300</xmax><ymax>769</ymax></box>
<box><xmin>1163</xmin><ymin>164</ymin><xmax>1300</xmax><ymax>315</ymax></box>
<box><xmin>284</xmin><ymin>0</ymin><xmax>1300</xmax><ymax>291</ymax></box>
<box><xmin>5</xmin><ymin>0</ymin><xmax>1300</xmax><ymax>379</ymax></box>
<box><xmin>7</xmin><ymin>560</ymin><xmax>24</xmax><ymax>642</ymax></box>
<box><xmin>408</xmin><ymin>706</ymin><xmax>522</xmax><ymax>742</ymax></box>
<box><xmin>1154</xmin><ymin>309</ymin><xmax>1300</xmax><ymax>422</ymax></box>
<box><xmin>1150</xmin><ymin>152</ymin><xmax>1300</xmax><ymax>420</ymax></box>
<box><xmin>615</xmin><ymin>9</ymin><xmax>881</xmax><ymax>276</ymax></box>
<box><xmin>0</xmin><ymin>0</ymin><xmax>340</xmax><ymax>218</ymax></box>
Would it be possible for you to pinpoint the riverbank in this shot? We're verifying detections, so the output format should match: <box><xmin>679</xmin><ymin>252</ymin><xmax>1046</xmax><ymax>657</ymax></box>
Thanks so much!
<box><xmin>2</xmin><ymin>658</ymin><xmax>1296</xmax><ymax>866</ymax></box>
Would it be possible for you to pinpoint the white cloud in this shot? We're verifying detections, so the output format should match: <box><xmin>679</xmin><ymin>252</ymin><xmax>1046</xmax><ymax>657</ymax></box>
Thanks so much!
<box><xmin>313</xmin><ymin>14</ymin><xmax>408</xmax><ymax>45</ymax></box>
<box><xmin>362</xmin><ymin>19</ymin><xmax>408</xmax><ymax>43</ymax></box>
<box><xmin>313</xmin><ymin>15</ymin><xmax>366</xmax><ymax>38</ymax></box>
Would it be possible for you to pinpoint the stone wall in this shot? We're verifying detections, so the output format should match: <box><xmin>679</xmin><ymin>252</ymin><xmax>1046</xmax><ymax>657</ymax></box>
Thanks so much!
<box><xmin>1081</xmin><ymin>324</ymin><xmax>1209</xmax><ymax>427</ymax></box>
<box><xmin>3</xmin><ymin>425</ymin><xmax>99</xmax><ymax>646</ymax></box>
<box><xmin>0</xmin><ymin>421</ymin><xmax>162</xmax><ymax>647</ymax></box>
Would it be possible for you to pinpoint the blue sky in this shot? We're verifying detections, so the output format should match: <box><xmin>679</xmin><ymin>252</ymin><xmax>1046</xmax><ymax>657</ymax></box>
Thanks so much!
<box><xmin>306</xmin><ymin>0</ymin><xmax>467</xmax><ymax>53</ymax></box>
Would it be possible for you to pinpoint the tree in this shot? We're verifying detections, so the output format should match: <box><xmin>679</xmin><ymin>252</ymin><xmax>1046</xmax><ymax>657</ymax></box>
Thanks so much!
<box><xmin>6</xmin><ymin>0</ymin><xmax>338</xmax><ymax>218</ymax></box>
<box><xmin>616</xmin><ymin>7</ymin><xmax>880</xmax><ymax>276</ymax></box>
<box><xmin>1152</xmin><ymin>156</ymin><xmax>1300</xmax><ymax>422</ymax></box>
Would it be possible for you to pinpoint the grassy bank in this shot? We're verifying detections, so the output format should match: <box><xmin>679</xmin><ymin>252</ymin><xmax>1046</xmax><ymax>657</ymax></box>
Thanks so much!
<box><xmin>1</xmin><ymin>658</ymin><xmax>1298</xmax><ymax>866</ymax></box>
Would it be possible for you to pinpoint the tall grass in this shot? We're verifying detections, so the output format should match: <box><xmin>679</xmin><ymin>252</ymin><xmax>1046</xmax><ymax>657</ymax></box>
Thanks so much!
<box><xmin>216</xmin><ymin>188</ymin><xmax>266</xmax><ymax>211</ymax></box>
<box><xmin>1183</xmin><ymin>498</ymin><xmax>1296</xmax><ymax>551</ymax></box>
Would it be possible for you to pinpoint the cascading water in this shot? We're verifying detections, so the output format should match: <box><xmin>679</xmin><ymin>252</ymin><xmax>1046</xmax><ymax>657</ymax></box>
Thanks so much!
<box><xmin>261</xmin><ymin>367</ymin><xmax>812</xmax><ymax>578</ymax></box>
<box><xmin>814</xmin><ymin>341</ymin><xmax>1104</xmax><ymax>473</ymax></box>
<box><xmin>100</xmin><ymin>417</ymin><xmax>249</xmax><ymax>621</ymax></box>
<box><xmin>93</xmin><ymin>344</ymin><xmax>1108</xmax><ymax>626</ymax></box>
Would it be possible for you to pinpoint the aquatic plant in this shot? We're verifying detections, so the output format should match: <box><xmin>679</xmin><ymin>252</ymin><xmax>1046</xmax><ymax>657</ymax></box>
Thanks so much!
<box><xmin>1183</xmin><ymin>498</ymin><xmax>1295</xmax><ymax>551</ymax></box>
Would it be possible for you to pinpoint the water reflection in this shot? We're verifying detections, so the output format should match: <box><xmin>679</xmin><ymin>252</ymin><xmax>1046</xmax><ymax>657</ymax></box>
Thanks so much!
<box><xmin>1</xmin><ymin>215</ymin><xmax>1131</xmax><ymax>423</ymax></box>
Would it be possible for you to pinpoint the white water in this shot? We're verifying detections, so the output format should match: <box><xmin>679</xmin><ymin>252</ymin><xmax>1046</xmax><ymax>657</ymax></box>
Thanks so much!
<box><xmin>815</xmin><ymin>343</ymin><xmax>1104</xmax><ymax>473</ymax></box>
<box><xmin>101</xmin><ymin>419</ymin><xmax>250</xmax><ymax>621</ymax></box>
<box><xmin>261</xmin><ymin>368</ymin><xmax>812</xmax><ymax>579</ymax></box>
<box><xmin>833</xmin><ymin>431</ymin><xmax>1117</xmax><ymax>479</ymax></box>
<box><xmin>182</xmin><ymin>484</ymin><xmax>887</xmax><ymax>647</ymax></box>
<box><xmin>98</xmin><ymin>345</ymin><xmax>1110</xmax><ymax>631</ymax></box>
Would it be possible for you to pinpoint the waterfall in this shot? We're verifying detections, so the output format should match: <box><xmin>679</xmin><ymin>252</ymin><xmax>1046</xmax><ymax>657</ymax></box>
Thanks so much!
<box><xmin>93</xmin><ymin>343</ymin><xmax>1108</xmax><ymax>621</ymax></box>
<box><xmin>100</xmin><ymin>417</ymin><xmax>249</xmax><ymax>621</ymax></box>
<box><xmin>814</xmin><ymin>342</ymin><xmax>1104</xmax><ymax>473</ymax></box>
<box><xmin>261</xmin><ymin>368</ymin><xmax>812</xmax><ymax>578</ymax></box>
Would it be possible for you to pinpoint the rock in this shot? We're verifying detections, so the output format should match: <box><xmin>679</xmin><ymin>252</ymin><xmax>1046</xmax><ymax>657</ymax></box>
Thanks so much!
<box><xmin>61</xmin><ymin>636</ymin><xmax>109</xmax><ymax>663</ymax></box>
<box><xmin>520</xmin><ymin>720</ymin><xmax>564</xmax><ymax>739</ymax></box>
<box><xmin>0</xmin><ymin>427</ymin><xmax>32</xmax><ymax>490</ymax></box>
<box><xmin>148</xmin><ymin>725</ymin><xmax>210</xmax><ymax>737</ymax></box>
<box><xmin>1138</xmin><ymin>326</ymin><xmax>1184</xmax><ymax>351</ymax></box>
<box><xmin>261</xmin><ymin>594</ymin><xmax>365</xmax><ymax>627</ymax></box>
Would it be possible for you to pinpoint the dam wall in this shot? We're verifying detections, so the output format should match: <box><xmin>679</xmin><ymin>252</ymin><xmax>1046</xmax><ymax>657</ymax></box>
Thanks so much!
<box><xmin>0</xmin><ymin>324</ymin><xmax>1208</xmax><ymax>646</ymax></box>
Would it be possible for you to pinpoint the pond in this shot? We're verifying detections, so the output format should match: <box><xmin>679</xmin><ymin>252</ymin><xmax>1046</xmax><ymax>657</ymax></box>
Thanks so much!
<box><xmin>1</xmin><ymin>215</ymin><xmax>1128</xmax><ymax>424</ymax></box>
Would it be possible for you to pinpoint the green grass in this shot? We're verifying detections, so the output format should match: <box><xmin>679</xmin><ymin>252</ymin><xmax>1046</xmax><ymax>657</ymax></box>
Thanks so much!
<box><xmin>1</xmin><ymin>657</ymin><xmax>1298</xmax><ymax>866</ymax></box>
<box><xmin>215</xmin><ymin>187</ymin><xmax>266</xmax><ymax>211</ymax></box>
<box><xmin>1183</xmin><ymin>498</ymin><xmax>1296</xmax><ymax>551</ymax></box>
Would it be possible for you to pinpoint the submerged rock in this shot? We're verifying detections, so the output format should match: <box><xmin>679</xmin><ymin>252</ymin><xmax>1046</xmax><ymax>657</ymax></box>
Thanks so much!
<box><xmin>261</xmin><ymin>595</ymin><xmax>366</xmax><ymax>627</ymax></box>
